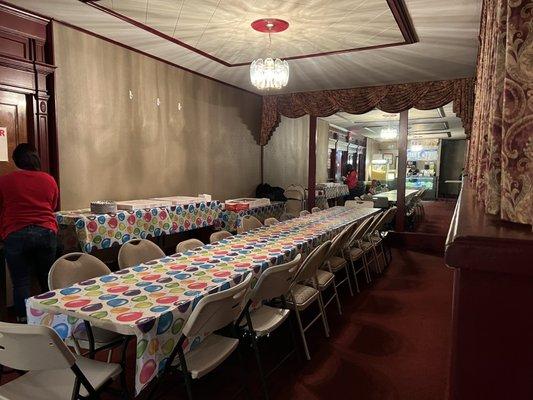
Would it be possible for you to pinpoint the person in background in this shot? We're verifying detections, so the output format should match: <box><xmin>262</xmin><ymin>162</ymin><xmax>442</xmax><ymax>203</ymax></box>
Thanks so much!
<box><xmin>0</xmin><ymin>143</ymin><xmax>59</xmax><ymax>322</ymax></box>
<box><xmin>343</xmin><ymin>164</ymin><xmax>358</xmax><ymax>199</ymax></box>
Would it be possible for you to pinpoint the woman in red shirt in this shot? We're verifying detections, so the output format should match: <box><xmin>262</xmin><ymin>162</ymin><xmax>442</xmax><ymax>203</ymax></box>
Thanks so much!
<box><xmin>343</xmin><ymin>164</ymin><xmax>358</xmax><ymax>199</ymax></box>
<box><xmin>0</xmin><ymin>143</ymin><xmax>59</xmax><ymax>322</ymax></box>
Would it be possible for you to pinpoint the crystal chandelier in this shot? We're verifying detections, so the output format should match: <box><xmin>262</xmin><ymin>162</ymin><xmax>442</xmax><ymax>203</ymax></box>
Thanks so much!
<box><xmin>250</xmin><ymin>19</ymin><xmax>290</xmax><ymax>90</ymax></box>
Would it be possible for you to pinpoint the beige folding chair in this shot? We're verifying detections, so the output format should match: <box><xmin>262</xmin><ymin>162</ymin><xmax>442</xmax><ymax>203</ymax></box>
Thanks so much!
<box><xmin>263</xmin><ymin>217</ymin><xmax>279</xmax><ymax>226</ymax></box>
<box><xmin>377</xmin><ymin>207</ymin><xmax>397</xmax><ymax>264</ymax></box>
<box><xmin>209</xmin><ymin>230</ymin><xmax>232</xmax><ymax>243</ymax></box>
<box><xmin>311</xmin><ymin>207</ymin><xmax>321</xmax><ymax>213</ymax></box>
<box><xmin>176</xmin><ymin>238</ymin><xmax>204</xmax><ymax>253</ymax></box>
<box><xmin>287</xmin><ymin>241</ymin><xmax>332</xmax><ymax>360</ymax></box>
<box><xmin>279</xmin><ymin>213</ymin><xmax>295</xmax><ymax>221</ymax></box>
<box><xmin>299</xmin><ymin>210</ymin><xmax>311</xmax><ymax>217</ymax></box>
<box><xmin>284</xmin><ymin>185</ymin><xmax>305</xmax><ymax>215</ymax></box>
<box><xmin>322</xmin><ymin>222</ymin><xmax>358</xmax><ymax>299</ymax></box>
<box><xmin>237</xmin><ymin>215</ymin><xmax>263</xmax><ymax>234</ymax></box>
<box><xmin>48</xmin><ymin>253</ymin><xmax>126</xmax><ymax>360</ymax></box>
<box><xmin>238</xmin><ymin>254</ymin><xmax>302</xmax><ymax>400</ymax></box>
<box><xmin>149</xmin><ymin>274</ymin><xmax>253</xmax><ymax>400</ymax></box>
<box><xmin>358</xmin><ymin>212</ymin><xmax>386</xmax><ymax>275</ymax></box>
<box><xmin>117</xmin><ymin>239</ymin><xmax>165</xmax><ymax>269</ymax></box>
<box><xmin>344</xmin><ymin>217</ymin><xmax>375</xmax><ymax>291</ymax></box>
<box><xmin>0</xmin><ymin>322</ymin><xmax>123</xmax><ymax>400</ymax></box>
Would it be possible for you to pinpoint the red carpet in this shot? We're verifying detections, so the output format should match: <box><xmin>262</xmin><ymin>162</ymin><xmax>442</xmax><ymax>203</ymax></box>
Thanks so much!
<box><xmin>414</xmin><ymin>200</ymin><xmax>456</xmax><ymax>236</ymax></box>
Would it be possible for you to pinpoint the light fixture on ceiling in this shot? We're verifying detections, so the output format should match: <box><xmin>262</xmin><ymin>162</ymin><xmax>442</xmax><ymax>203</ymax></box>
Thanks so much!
<box><xmin>250</xmin><ymin>19</ymin><xmax>290</xmax><ymax>90</ymax></box>
<box><xmin>380</xmin><ymin>127</ymin><xmax>398</xmax><ymax>139</ymax></box>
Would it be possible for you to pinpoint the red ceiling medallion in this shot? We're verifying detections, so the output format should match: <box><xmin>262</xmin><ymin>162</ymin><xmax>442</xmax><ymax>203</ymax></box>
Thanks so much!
<box><xmin>251</xmin><ymin>19</ymin><xmax>289</xmax><ymax>33</ymax></box>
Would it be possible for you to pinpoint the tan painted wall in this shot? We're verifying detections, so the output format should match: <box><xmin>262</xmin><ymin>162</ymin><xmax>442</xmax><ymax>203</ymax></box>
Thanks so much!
<box><xmin>263</xmin><ymin>116</ymin><xmax>329</xmax><ymax>190</ymax></box>
<box><xmin>53</xmin><ymin>23</ymin><xmax>262</xmax><ymax>210</ymax></box>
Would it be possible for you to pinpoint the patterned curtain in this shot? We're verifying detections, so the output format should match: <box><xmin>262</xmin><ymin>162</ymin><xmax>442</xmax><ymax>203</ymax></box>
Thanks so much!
<box><xmin>468</xmin><ymin>0</ymin><xmax>532</xmax><ymax>226</ymax></box>
<box><xmin>259</xmin><ymin>78</ymin><xmax>474</xmax><ymax>146</ymax></box>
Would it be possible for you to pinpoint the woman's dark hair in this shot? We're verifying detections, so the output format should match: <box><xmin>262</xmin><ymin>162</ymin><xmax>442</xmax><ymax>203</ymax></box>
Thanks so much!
<box><xmin>13</xmin><ymin>143</ymin><xmax>41</xmax><ymax>171</ymax></box>
<box><xmin>346</xmin><ymin>164</ymin><xmax>354</xmax><ymax>173</ymax></box>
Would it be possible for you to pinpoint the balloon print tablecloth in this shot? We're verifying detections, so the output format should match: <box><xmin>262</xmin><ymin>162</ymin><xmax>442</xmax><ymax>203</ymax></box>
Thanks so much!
<box><xmin>27</xmin><ymin>206</ymin><xmax>378</xmax><ymax>395</ymax></box>
<box><xmin>56</xmin><ymin>202</ymin><xmax>222</xmax><ymax>253</ymax></box>
<box><xmin>317</xmin><ymin>184</ymin><xmax>350</xmax><ymax>199</ymax></box>
<box><xmin>215</xmin><ymin>201</ymin><xmax>286</xmax><ymax>232</ymax></box>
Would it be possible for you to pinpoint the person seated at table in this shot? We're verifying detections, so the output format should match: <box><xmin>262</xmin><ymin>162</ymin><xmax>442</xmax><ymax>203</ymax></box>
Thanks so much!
<box><xmin>342</xmin><ymin>164</ymin><xmax>358</xmax><ymax>199</ymax></box>
<box><xmin>0</xmin><ymin>143</ymin><xmax>59</xmax><ymax>323</ymax></box>
<box><xmin>367</xmin><ymin>179</ymin><xmax>381</xmax><ymax>195</ymax></box>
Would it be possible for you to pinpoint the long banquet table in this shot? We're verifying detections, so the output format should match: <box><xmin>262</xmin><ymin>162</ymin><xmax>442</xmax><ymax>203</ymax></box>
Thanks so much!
<box><xmin>374</xmin><ymin>189</ymin><xmax>418</xmax><ymax>204</ymax></box>
<box><xmin>26</xmin><ymin>206</ymin><xmax>379</xmax><ymax>395</ymax></box>
<box><xmin>56</xmin><ymin>201</ymin><xmax>222</xmax><ymax>253</ymax></box>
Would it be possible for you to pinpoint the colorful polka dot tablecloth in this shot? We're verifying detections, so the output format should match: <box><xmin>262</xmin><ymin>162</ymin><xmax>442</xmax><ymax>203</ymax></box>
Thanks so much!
<box><xmin>215</xmin><ymin>201</ymin><xmax>286</xmax><ymax>232</ymax></box>
<box><xmin>27</xmin><ymin>206</ymin><xmax>378</xmax><ymax>396</ymax></box>
<box><xmin>56</xmin><ymin>202</ymin><xmax>222</xmax><ymax>253</ymax></box>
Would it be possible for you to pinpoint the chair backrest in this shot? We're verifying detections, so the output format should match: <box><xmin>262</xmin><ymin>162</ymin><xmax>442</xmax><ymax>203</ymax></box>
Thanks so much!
<box><xmin>311</xmin><ymin>207</ymin><xmax>321</xmax><ymax>213</ymax></box>
<box><xmin>0</xmin><ymin>322</ymin><xmax>75</xmax><ymax>371</ymax></box>
<box><xmin>375</xmin><ymin>207</ymin><xmax>397</xmax><ymax>231</ymax></box>
<box><xmin>299</xmin><ymin>210</ymin><xmax>311</xmax><ymax>217</ymax></box>
<box><xmin>362</xmin><ymin>213</ymin><xmax>384</xmax><ymax>239</ymax></box>
<box><xmin>346</xmin><ymin>216</ymin><xmax>374</xmax><ymax>247</ymax></box>
<box><xmin>182</xmin><ymin>273</ymin><xmax>252</xmax><ymax>338</ymax></box>
<box><xmin>210</xmin><ymin>230</ymin><xmax>232</xmax><ymax>243</ymax></box>
<box><xmin>284</xmin><ymin>185</ymin><xmax>305</xmax><ymax>215</ymax></box>
<box><xmin>279</xmin><ymin>213</ymin><xmax>295</xmax><ymax>221</ymax></box>
<box><xmin>326</xmin><ymin>222</ymin><xmax>357</xmax><ymax>259</ymax></box>
<box><xmin>344</xmin><ymin>200</ymin><xmax>359</xmax><ymax>208</ymax></box>
<box><xmin>176</xmin><ymin>238</ymin><xmax>205</xmax><ymax>253</ymax></box>
<box><xmin>48</xmin><ymin>253</ymin><xmax>111</xmax><ymax>290</ymax></box>
<box><xmin>264</xmin><ymin>217</ymin><xmax>279</xmax><ymax>226</ymax></box>
<box><xmin>117</xmin><ymin>239</ymin><xmax>165</xmax><ymax>269</ymax></box>
<box><xmin>250</xmin><ymin>254</ymin><xmax>301</xmax><ymax>304</ymax></box>
<box><xmin>294</xmin><ymin>241</ymin><xmax>332</xmax><ymax>284</ymax></box>
<box><xmin>238</xmin><ymin>215</ymin><xmax>263</xmax><ymax>233</ymax></box>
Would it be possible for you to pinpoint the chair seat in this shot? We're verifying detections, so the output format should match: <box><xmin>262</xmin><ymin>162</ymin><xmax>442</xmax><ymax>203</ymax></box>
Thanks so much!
<box><xmin>0</xmin><ymin>356</ymin><xmax>121</xmax><ymax>400</ymax></box>
<box><xmin>326</xmin><ymin>256</ymin><xmax>347</xmax><ymax>272</ymax></box>
<box><xmin>176</xmin><ymin>334</ymin><xmax>239</xmax><ymax>379</ymax></box>
<box><xmin>349</xmin><ymin>248</ymin><xmax>364</xmax><ymax>260</ymax></box>
<box><xmin>314</xmin><ymin>270</ymin><xmax>335</xmax><ymax>290</ymax></box>
<box><xmin>287</xmin><ymin>284</ymin><xmax>319</xmax><ymax>310</ymax></box>
<box><xmin>246</xmin><ymin>305</ymin><xmax>290</xmax><ymax>337</ymax></box>
<box><xmin>359</xmin><ymin>241</ymin><xmax>374</xmax><ymax>251</ymax></box>
<box><xmin>73</xmin><ymin>326</ymin><xmax>123</xmax><ymax>348</ymax></box>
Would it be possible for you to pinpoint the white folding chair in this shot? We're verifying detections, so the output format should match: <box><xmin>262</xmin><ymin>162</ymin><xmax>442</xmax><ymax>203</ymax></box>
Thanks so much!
<box><xmin>176</xmin><ymin>238</ymin><xmax>204</xmax><ymax>253</ymax></box>
<box><xmin>344</xmin><ymin>217</ymin><xmax>375</xmax><ymax>290</ymax></box>
<box><xmin>48</xmin><ymin>253</ymin><xmax>127</xmax><ymax>360</ymax></box>
<box><xmin>287</xmin><ymin>241</ymin><xmax>332</xmax><ymax>360</ymax></box>
<box><xmin>238</xmin><ymin>254</ymin><xmax>302</xmax><ymax>400</ymax></box>
<box><xmin>311</xmin><ymin>207</ymin><xmax>321</xmax><ymax>213</ymax></box>
<box><xmin>0</xmin><ymin>322</ymin><xmax>122</xmax><ymax>400</ymax></box>
<box><xmin>209</xmin><ymin>230</ymin><xmax>232</xmax><ymax>243</ymax></box>
<box><xmin>237</xmin><ymin>215</ymin><xmax>263</xmax><ymax>234</ymax></box>
<box><xmin>117</xmin><ymin>239</ymin><xmax>165</xmax><ymax>269</ymax></box>
<box><xmin>263</xmin><ymin>217</ymin><xmax>279</xmax><ymax>226</ymax></box>
<box><xmin>148</xmin><ymin>274</ymin><xmax>253</xmax><ymax>400</ymax></box>
<box><xmin>284</xmin><ymin>185</ymin><xmax>305</xmax><ymax>215</ymax></box>
<box><xmin>299</xmin><ymin>210</ymin><xmax>311</xmax><ymax>217</ymax></box>
<box><xmin>322</xmin><ymin>222</ymin><xmax>358</xmax><ymax>300</ymax></box>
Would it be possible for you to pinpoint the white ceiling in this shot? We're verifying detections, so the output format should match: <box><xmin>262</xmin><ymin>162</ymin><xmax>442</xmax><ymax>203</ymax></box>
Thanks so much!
<box><xmin>97</xmin><ymin>0</ymin><xmax>404</xmax><ymax>65</ymax></box>
<box><xmin>323</xmin><ymin>103</ymin><xmax>467</xmax><ymax>141</ymax></box>
<box><xmin>7</xmin><ymin>0</ymin><xmax>481</xmax><ymax>94</ymax></box>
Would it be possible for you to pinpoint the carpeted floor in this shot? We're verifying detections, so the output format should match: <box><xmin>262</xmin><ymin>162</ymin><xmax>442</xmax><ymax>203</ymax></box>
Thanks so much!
<box><xmin>413</xmin><ymin>200</ymin><xmax>456</xmax><ymax>236</ymax></box>
<box><xmin>120</xmin><ymin>248</ymin><xmax>454</xmax><ymax>400</ymax></box>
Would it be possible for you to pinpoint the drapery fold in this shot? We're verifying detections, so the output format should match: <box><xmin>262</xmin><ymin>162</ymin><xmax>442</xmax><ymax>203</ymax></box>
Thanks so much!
<box><xmin>260</xmin><ymin>78</ymin><xmax>475</xmax><ymax>146</ymax></box>
<box><xmin>467</xmin><ymin>0</ymin><xmax>532</xmax><ymax>226</ymax></box>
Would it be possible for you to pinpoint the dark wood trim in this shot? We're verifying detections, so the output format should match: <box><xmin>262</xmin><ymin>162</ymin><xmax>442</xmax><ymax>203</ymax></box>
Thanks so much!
<box><xmin>0</xmin><ymin>0</ymin><xmax>260</xmax><ymax>97</ymax></box>
<box><xmin>445</xmin><ymin>180</ymin><xmax>533</xmax><ymax>276</ymax></box>
<box><xmin>308</xmin><ymin>116</ymin><xmax>317</xmax><ymax>211</ymax></box>
<box><xmin>386</xmin><ymin>0</ymin><xmax>418</xmax><ymax>43</ymax></box>
<box><xmin>260</xmin><ymin>145</ymin><xmax>264</xmax><ymax>184</ymax></box>
<box><xmin>395</xmin><ymin>110</ymin><xmax>408</xmax><ymax>231</ymax></box>
<box><xmin>82</xmin><ymin>0</ymin><xmax>418</xmax><ymax>67</ymax></box>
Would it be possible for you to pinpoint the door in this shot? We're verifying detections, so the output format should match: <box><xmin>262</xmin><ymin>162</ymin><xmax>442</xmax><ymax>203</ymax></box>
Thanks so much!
<box><xmin>0</xmin><ymin>90</ymin><xmax>28</xmax><ymax>176</ymax></box>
